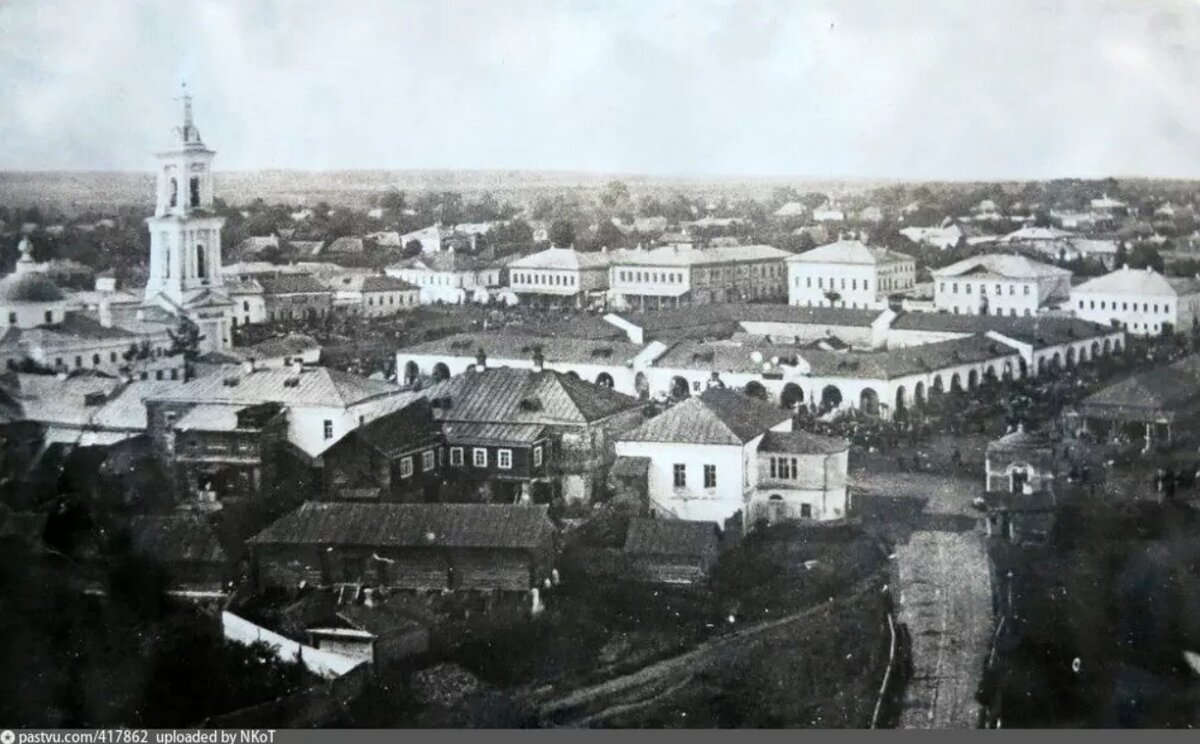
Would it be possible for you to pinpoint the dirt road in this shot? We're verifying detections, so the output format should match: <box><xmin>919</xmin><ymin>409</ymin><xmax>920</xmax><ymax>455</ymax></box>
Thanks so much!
<box><xmin>856</xmin><ymin>469</ymin><xmax>994</xmax><ymax>729</ymax></box>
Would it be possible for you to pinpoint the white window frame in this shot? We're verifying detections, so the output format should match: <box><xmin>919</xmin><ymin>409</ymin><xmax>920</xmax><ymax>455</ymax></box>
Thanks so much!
<box><xmin>498</xmin><ymin>449</ymin><xmax>513</xmax><ymax>470</ymax></box>
<box><xmin>473</xmin><ymin>447</ymin><xmax>488</xmax><ymax>467</ymax></box>
<box><xmin>450</xmin><ymin>447</ymin><xmax>464</xmax><ymax>466</ymax></box>
<box><xmin>422</xmin><ymin>450</ymin><xmax>435</xmax><ymax>472</ymax></box>
<box><xmin>533</xmin><ymin>445</ymin><xmax>543</xmax><ymax>467</ymax></box>
<box><xmin>399</xmin><ymin>456</ymin><xmax>414</xmax><ymax>478</ymax></box>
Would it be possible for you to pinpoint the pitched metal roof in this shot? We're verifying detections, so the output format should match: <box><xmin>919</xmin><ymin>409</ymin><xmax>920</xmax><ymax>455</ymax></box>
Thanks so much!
<box><xmin>931</xmin><ymin>253</ymin><xmax>1070</xmax><ymax>279</ymax></box>
<box><xmin>360</xmin><ymin>275</ymin><xmax>418</xmax><ymax>293</ymax></box>
<box><xmin>610</xmin><ymin>244</ymin><xmax>789</xmax><ymax>267</ymax></box>
<box><xmin>422</xmin><ymin>366</ymin><xmax>639</xmax><ymax>426</ymax></box>
<box><xmin>343</xmin><ymin>398</ymin><xmax>441</xmax><ymax>457</ymax></box>
<box><xmin>787</xmin><ymin>239</ymin><xmax>913</xmax><ymax>266</ymax></box>
<box><xmin>259</xmin><ymin>274</ymin><xmax>329</xmax><ymax>295</ymax></box>
<box><xmin>758</xmin><ymin>430</ymin><xmax>848</xmax><ymax>455</ymax></box>
<box><xmin>442</xmin><ymin>421</ymin><xmax>547</xmax><ymax>445</ymax></box>
<box><xmin>508</xmin><ymin>246</ymin><xmax>614</xmax><ymax>270</ymax></box>
<box><xmin>1072</xmin><ymin>266</ymin><xmax>1200</xmax><ymax>297</ymax></box>
<box><xmin>149</xmin><ymin>364</ymin><xmax>407</xmax><ymax>408</ymax></box>
<box><xmin>404</xmin><ymin>333</ymin><xmax>643</xmax><ymax>366</ymax></box>
<box><xmin>248</xmin><ymin>501</ymin><xmax>554</xmax><ymax>550</ymax></box>
<box><xmin>890</xmin><ymin>313</ymin><xmax>1114</xmax><ymax>348</ymax></box>
<box><xmin>619</xmin><ymin>388</ymin><xmax>791</xmax><ymax>446</ymax></box>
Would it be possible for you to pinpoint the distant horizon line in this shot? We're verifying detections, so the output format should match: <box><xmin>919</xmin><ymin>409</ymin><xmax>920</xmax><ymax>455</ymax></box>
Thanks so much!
<box><xmin>0</xmin><ymin>167</ymin><xmax>1194</xmax><ymax>185</ymax></box>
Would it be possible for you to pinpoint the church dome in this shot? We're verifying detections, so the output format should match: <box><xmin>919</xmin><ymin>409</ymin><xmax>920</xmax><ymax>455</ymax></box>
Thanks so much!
<box><xmin>0</xmin><ymin>271</ymin><xmax>64</xmax><ymax>303</ymax></box>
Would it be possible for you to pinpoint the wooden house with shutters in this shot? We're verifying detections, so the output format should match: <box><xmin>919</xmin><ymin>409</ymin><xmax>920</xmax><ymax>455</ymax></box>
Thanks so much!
<box><xmin>321</xmin><ymin>397</ymin><xmax>444</xmax><ymax>503</ymax></box>
<box><xmin>420</xmin><ymin>358</ymin><xmax>644</xmax><ymax>504</ymax></box>
<box><xmin>247</xmin><ymin>501</ymin><xmax>556</xmax><ymax>593</ymax></box>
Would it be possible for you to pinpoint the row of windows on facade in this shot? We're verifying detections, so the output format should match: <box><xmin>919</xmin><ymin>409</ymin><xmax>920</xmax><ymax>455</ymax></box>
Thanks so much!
<box><xmin>673</xmin><ymin>463</ymin><xmax>718</xmax><ymax>489</ymax></box>
<box><xmin>447</xmin><ymin>445</ymin><xmax>543</xmax><ymax>470</ymax></box>
<box><xmin>405</xmin><ymin>271</ymin><xmax>497</xmax><ymax>286</ymax></box>
<box><xmin>617</xmin><ymin>264</ymin><xmax>782</xmax><ymax>285</ymax></box>
<box><xmin>800</xmin><ymin>299</ymin><xmax>876</xmax><ymax>310</ymax></box>
<box><xmin>28</xmin><ymin>347</ymin><xmax>171</xmax><ymax>369</ymax></box>
<box><xmin>365</xmin><ymin>293</ymin><xmax>415</xmax><ymax>307</ymax></box>
<box><xmin>940</xmin><ymin>281</ymin><xmax>1032</xmax><ymax>296</ymax></box>
<box><xmin>799</xmin><ymin>276</ymin><xmax>873</xmax><ymax>292</ymax></box>
<box><xmin>512</xmin><ymin>272</ymin><xmax>578</xmax><ymax>288</ymax></box>
<box><xmin>1077</xmin><ymin>299</ymin><xmax>1172</xmax><ymax>315</ymax></box>
<box><xmin>947</xmin><ymin>305</ymin><xmax>1034</xmax><ymax>317</ymax></box>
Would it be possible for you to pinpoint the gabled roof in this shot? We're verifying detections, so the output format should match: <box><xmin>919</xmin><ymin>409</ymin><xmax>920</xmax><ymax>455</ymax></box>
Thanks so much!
<box><xmin>149</xmin><ymin>364</ymin><xmax>407</xmax><ymax>408</ymax></box>
<box><xmin>999</xmin><ymin>226</ymin><xmax>1076</xmax><ymax>243</ymax></box>
<box><xmin>247</xmin><ymin>502</ymin><xmax>554</xmax><ymax>550</ymax></box>
<box><xmin>1081</xmin><ymin>356</ymin><xmax>1200</xmax><ymax>415</ymax></box>
<box><xmin>758</xmin><ymin>430</ymin><xmax>848</xmax><ymax>455</ymax></box>
<box><xmin>259</xmin><ymin>274</ymin><xmax>329</xmax><ymax>295</ymax></box>
<box><xmin>786</xmin><ymin>239</ymin><xmax>912</xmax><ymax>266</ymax></box>
<box><xmin>508</xmin><ymin>246</ymin><xmax>613</xmax><ymax>271</ymax></box>
<box><xmin>360</xmin><ymin>275</ymin><xmax>418</xmax><ymax>293</ymax></box>
<box><xmin>1072</xmin><ymin>266</ymin><xmax>1200</xmax><ymax>297</ymax></box>
<box><xmin>422</xmin><ymin>366</ymin><xmax>639</xmax><ymax>426</ymax></box>
<box><xmin>931</xmin><ymin>253</ymin><xmax>1070</xmax><ymax>279</ymax></box>
<box><xmin>610</xmin><ymin>244</ymin><xmax>789</xmax><ymax>267</ymax></box>
<box><xmin>773</xmin><ymin>201</ymin><xmax>809</xmax><ymax>217</ymax></box>
<box><xmin>327</xmin><ymin>237</ymin><xmax>364</xmax><ymax>254</ymax></box>
<box><xmin>618</xmin><ymin>388</ymin><xmax>790</xmax><ymax>446</ymax></box>
<box><xmin>340</xmin><ymin>398</ymin><xmax>441</xmax><ymax>458</ymax></box>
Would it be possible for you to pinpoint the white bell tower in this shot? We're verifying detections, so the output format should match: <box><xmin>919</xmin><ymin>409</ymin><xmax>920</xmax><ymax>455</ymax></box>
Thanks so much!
<box><xmin>144</xmin><ymin>84</ymin><xmax>226</xmax><ymax>305</ymax></box>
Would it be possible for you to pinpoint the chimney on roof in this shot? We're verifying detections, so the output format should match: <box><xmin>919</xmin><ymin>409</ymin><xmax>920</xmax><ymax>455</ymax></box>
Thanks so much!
<box><xmin>532</xmin><ymin>347</ymin><xmax>545</xmax><ymax>373</ymax></box>
<box><xmin>363</xmin><ymin>587</ymin><xmax>376</xmax><ymax>608</ymax></box>
<box><xmin>1017</xmin><ymin>422</ymin><xmax>1025</xmax><ymax>434</ymax></box>
<box><xmin>475</xmin><ymin>347</ymin><xmax>487</xmax><ymax>373</ymax></box>
<box><xmin>242</xmin><ymin>359</ymin><xmax>255</xmax><ymax>375</ymax></box>
<box><xmin>291</xmin><ymin>359</ymin><xmax>304</xmax><ymax>376</ymax></box>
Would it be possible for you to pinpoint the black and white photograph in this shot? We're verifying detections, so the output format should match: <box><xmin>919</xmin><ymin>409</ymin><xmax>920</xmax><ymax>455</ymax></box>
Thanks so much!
<box><xmin>2</xmin><ymin>0</ymin><xmax>1200</xmax><ymax>731</ymax></box>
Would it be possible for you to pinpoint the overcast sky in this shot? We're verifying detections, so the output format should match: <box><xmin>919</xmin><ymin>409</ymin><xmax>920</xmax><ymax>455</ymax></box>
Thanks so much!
<box><xmin>2</xmin><ymin>0</ymin><xmax>1200</xmax><ymax>180</ymax></box>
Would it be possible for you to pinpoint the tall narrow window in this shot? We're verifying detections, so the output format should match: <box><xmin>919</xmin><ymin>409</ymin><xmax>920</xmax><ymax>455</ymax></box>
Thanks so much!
<box><xmin>196</xmin><ymin>245</ymin><xmax>206</xmax><ymax>278</ymax></box>
<box><xmin>704</xmin><ymin>465</ymin><xmax>717</xmax><ymax>489</ymax></box>
<box><xmin>169</xmin><ymin>178</ymin><xmax>178</xmax><ymax>208</ymax></box>
<box><xmin>190</xmin><ymin>176</ymin><xmax>201</xmax><ymax>207</ymax></box>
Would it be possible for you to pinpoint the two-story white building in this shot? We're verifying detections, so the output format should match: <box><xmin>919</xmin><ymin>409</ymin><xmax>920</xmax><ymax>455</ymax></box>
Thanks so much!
<box><xmin>613</xmin><ymin>388</ymin><xmax>850</xmax><ymax>529</ymax></box>
<box><xmin>507</xmin><ymin>247</ymin><xmax>613</xmax><ymax>308</ymax></box>
<box><xmin>385</xmin><ymin>251</ymin><xmax>506</xmax><ymax>305</ymax></box>
<box><xmin>787</xmin><ymin>239</ymin><xmax>916</xmax><ymax>310</ymax></box>
<box><xmin>608</xmin><ymin>244</ymin><xmax>789</xmax><ymax>310</ymax></box>
<box><xmin>1070</xmin><ymin>265</ymin><xmax>1200</xmax><ymax>336</ymax></box>
<box><xmin>932</xmin><ymin>254</ymin><xmax>1071</xmax><ymax>317</ymax></box>
<box><xmin>146</xmin><ymin>362</ymin><xmax>415</xmax><ymax>461</ymax></box>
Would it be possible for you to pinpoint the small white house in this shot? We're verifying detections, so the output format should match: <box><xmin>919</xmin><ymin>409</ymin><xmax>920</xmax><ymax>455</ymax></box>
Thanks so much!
<box><xmin>613</xmin><ymin>388</ymin><xmax>850</xmax><ymax>529</ymax></box>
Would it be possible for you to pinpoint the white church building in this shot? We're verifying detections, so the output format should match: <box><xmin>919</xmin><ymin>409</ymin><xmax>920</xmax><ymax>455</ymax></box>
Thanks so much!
<box><xmin>138</xmin><ymin>87</ymin><xmax>235</xmax><ymax>354</ymax></box>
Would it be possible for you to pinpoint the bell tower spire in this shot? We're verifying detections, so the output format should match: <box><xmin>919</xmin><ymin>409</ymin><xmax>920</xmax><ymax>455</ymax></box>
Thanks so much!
<box><xmin>145</xmin><ymin>86</ymin><xmax>227</xmax><ymax>344</ymax></box>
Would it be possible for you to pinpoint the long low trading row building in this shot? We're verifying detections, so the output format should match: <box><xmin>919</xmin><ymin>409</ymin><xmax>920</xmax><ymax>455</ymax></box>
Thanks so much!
<box><xmin>395</xmin><ymin>304</ymin><xmax>1127</xmax><ymax>420</ymax></box>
